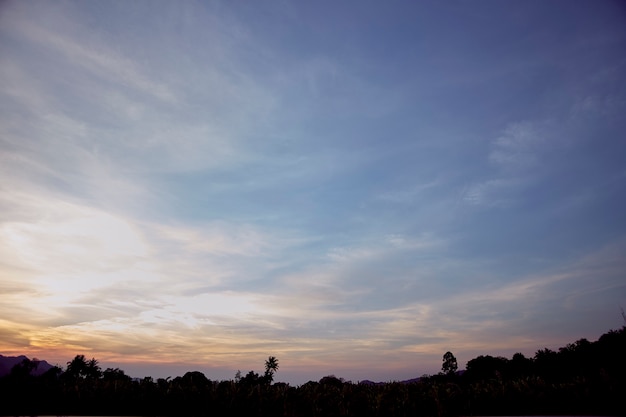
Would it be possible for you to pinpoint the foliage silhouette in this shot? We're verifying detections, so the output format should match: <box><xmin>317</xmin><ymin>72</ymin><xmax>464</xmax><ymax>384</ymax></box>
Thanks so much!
<box><xmin>1</xmin><ymin>326</ymin><xmax>625</xmax><ymax>416</ymax></box>
<box><xmin>265</xmin><ymin>355</ymin><xmax>279</xmax><ymax>383</ymax></box>
<box><xmin>441</xmin><ymin>351</ymin><xmax>458</xmax><ymax>375</ymax></box>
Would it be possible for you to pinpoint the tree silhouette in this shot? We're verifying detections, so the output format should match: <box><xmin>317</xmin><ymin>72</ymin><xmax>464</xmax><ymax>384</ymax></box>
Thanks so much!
<box><xmin>9</xmin><ymin>358</ymin><xmax>36</xmax><ymax>380</ymax></box>
<box><xmin>86</xmin><ymin>357</ymin><xmax>102</xmax><ymax>379</ymax></box>
<box><xmin>65</xmin><ymin>354</ymin><xmax>88</xmax><ymax>380</ymax></box>
<box><xmin>264</xmin><ymin>356</ymin><xmax>279</xmax><ymax>383</ymax></box>
<box><xmin>239</xmin><ymin>370</ymin><xmax>261</xmax><ymax>386</ymax></box>
<box><xmin>466</xmin><ymin>355</ymin><xmax>508</xmax><ymax>381</ymax></box>
<box><xmin>103</xmin><ymin>367</ymin><xmax>130</xmax><ymax>381</ymax></box>
<box><xmin>441</xmin><ymin>351</ymin><xmax>458</xmax><ymax>375</ymax></box>
<box><xmin>508</xmin><ymin>352</ymin><xmax>532</xmax><ymax>378</ymax></box>
<box><xmin>64</xmin><ymin>354</ymin><xmax>101</xmax><ymax>384</ymax></box>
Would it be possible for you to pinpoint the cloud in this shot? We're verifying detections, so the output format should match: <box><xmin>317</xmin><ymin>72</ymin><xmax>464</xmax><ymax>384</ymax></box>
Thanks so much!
<box><xmin>0</xmin><ymin>1</ymin><xmax>287</xmax><ymax>185</ymax></box>
<box><xmin>376</xmin><ymin>179</ymin><xmax>442</xmax><ymax>204</ymax></box>
<box><xmin>1</xmin><ymin>4</ymin><xmax>177</xmax><ymax>104</ymax></box>
<box><xmin>0</xmin><ymin>180</ymin><xmax>320</xmax><ymax>361</ymax></box>
<box><xmin>489</xmin><ymin>121</ymin><xmax>549</xmax><ymax>169</ymax></box>
<box><xmin>427</xmin><ymin>238</ymin><xmax>626</xmax><ymax>351</ymax></box>
<box><xmin>2</xmin><ymin>184</ymin><xmax>622</xmax><ymax>381</ymax></box>
<box><xmin>0</xmin><ymin>201</ymin><xmax>147</xmax><ymax>276</ymax></box>
<box><xmin>461</xmin><ymin>178</ymin><xmax>523</xmax><ymax>207</ymax></box>
<box><xmin>463</xmin><ymin>116</ymin><xmax>567</xmax><ymax>209</ymax></box>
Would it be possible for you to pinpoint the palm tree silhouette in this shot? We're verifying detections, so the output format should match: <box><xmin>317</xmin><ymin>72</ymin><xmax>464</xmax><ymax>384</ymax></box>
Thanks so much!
<box><xmin>264</xmin><ymin>356</ymin><xmax>279</xmax><ymax>383</ymax></box>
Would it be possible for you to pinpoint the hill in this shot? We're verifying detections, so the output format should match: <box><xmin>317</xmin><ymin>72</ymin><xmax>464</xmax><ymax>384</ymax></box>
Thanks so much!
<box><xmin>0</xmin><ymin>354</ymin><xmax>55</xmax><ymax>377</ymax></box>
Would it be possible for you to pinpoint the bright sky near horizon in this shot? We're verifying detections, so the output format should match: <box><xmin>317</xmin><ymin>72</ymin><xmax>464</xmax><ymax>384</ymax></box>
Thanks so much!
<box><xmin>1</xmin><ymin>0</ymin><xmax>625</xmax><ymax>384</ymax></box>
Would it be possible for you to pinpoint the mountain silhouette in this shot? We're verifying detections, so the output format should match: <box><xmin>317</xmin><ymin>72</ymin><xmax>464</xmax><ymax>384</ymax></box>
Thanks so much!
<box><xmin>0</xmin><ymin>354</ymin><xmax>54</xmax><ymax>377</ymax></box>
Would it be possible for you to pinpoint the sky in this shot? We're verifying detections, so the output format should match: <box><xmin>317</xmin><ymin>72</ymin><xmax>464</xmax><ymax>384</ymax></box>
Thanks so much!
<box><xmin>1</xmin><ymin>0</ymin><xmax>625</xmax><ymax>385</ymax></box>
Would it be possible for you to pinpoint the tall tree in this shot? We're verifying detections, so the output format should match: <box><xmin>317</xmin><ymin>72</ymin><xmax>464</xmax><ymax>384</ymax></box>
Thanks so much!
<box><xmin>442</xmin><ymin>351</ymin><xmax>458</xmax><ymax>375</ymax></box>
<box><xmin>264</xmin><ymin>356</ymin><xmax>279</xmax><ymax>383</ymax></box>
<box><xmin>65</xmin><ymin>355</ymin><xmax>101</xmax><ymax>380</ymax></box>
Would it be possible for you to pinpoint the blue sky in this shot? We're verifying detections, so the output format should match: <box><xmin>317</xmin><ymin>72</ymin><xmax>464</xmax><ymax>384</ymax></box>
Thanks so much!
<box><xmin>1</xmin><ymin>0</ymin><xmax>625</xmax><ymax>384</ymax></box>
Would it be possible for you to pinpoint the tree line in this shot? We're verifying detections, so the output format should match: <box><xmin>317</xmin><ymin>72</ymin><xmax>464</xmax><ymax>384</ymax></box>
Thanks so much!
<box><xmin>1</xmin><ymin>325</ymin><xmax>624</xmax><ymax>416</ymax></box>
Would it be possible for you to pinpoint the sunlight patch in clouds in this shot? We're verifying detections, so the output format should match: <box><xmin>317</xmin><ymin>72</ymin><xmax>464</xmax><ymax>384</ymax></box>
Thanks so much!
<box><xmin>0</xmin><ymin>203</ymin><xmax>148</xmax><ymax>278</ymax></box>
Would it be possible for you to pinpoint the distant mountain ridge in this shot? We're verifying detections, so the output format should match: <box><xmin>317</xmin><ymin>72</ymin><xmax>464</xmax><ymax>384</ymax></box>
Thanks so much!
<box><xmin>360</xmin><ymin>372</ymin><xmax>463</xmax><ymax>385</ymax></box>
<box><xmin>359</xmin><ymin>377</ymin><xmax>421</xmax><ymax>385</ymax></box>
<box><xmin>0</xmin><ymin>354</ymin><xmax>55</xmax><ymax>377</ymax></box>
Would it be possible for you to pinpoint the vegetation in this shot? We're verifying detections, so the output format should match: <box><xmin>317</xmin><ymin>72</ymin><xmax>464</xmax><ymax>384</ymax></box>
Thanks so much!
<box><xmin>441</xmin><ymin>351</ymin><xmax>458</xmax><ymax>376</ymax></box>
<box><xmin>1</xmin><ymin>327</ymin><xmax>625</xmax><ymax>416</ymax></box>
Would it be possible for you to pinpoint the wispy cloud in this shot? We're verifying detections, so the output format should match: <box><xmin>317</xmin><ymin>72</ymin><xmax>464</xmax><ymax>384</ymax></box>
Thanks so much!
<box><xmin>489</xmin><ymin>121</ymin><xmax>552</xmax><ymax>170</ymax></box>
<box><xmin>376</xmin><ymin>179</ymin><xmax>443</xmax><ymax>204</ymax></box>
<box><xmin>461</xmin><ymin>178</ymin><xmax>523</xmax><ymax>207</ymax></box>
<box><xmin>1</xmin><ymin>4</ymin><xmax>178</xmax><ymax>104</ymax></box>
